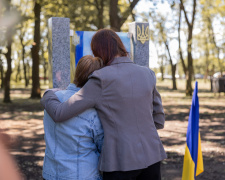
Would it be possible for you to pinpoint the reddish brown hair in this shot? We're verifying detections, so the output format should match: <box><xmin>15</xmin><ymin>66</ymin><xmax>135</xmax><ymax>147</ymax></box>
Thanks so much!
<box><xmin>73</xmin><ymin>55</ymin><xmax>103</xmax><ymax>87</ymax></box>
<box><xmin>91</xmin><ymin>29</ymin><xmax>128</xmax><ymax>65</ymax></box>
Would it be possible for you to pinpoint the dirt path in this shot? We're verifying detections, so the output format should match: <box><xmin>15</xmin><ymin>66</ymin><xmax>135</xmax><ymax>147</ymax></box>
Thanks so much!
<box><xmin>0</xmin><ymin>80</ymin><xmax>224</xmax><ymax>180</ymax></box>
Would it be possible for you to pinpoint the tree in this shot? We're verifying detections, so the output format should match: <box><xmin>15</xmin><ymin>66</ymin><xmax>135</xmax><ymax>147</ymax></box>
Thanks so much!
<box><xmin>180</xmin><ymin>0</ymin><xmax>197</xmax><ymax>96</ymax></box>
<box><xmin>0</xmin><ymin>50</ymin><xmax>4</xmax><ymax>89</ymax></box>
<box><xmin>18</xmin><ymin>25</ymin><xmax>32</xmax><ymax>87</ymax></box>
<box><xmin>15</xmin><ymin>53</ymin><xmax>21</xmax><ymax>82</ymax></box>
<box><xmin>150</xmin><ymin>29</ymin><xmax>166</xmax><ymax>81</ymax></box>
<box><xmin>86</xmin><ymin>0</ymin><xmax>105</xmax><ymax>29</ymax></box>
<box><xmin>3</xmin><ymin>0</ymin><xmax>15</xmax><ymax>103</ymax></box>
<box><xmin>150</xmin><ymin>8</ymin><xmax>177</xmax><ymax>90</ymax></box>
<box><xmin>0</xmin><ymin>0</ymin><xmax>20</xmax><ymax>102</ymax></box>
<box><xmin>110</xmin><ymin>0</ymin><xmax>139</xmax><ymax>31</ymax></box>
<box><xmin>178</xmin><ymin>3</ymin><xmax>186</xmax><ymax>77</ymax></box>
<box><xmin>43</xmin><ymin>0</ymin><xmax>109</xmax><ymax>31</ymax></box>
<box><xmin>19</xmin><ymin>31</ymin><xmax>30</xmax><ymax>87</ymax></box>
<box><xmin>31</xmin><ymin>0</ymin><xmax>41</xmax><ymax>98</ymax></box>
<box><xmin>158</xmin><ymin>19</ymin><xmax>177</xmax><ymax>90</ymax></box>
<box><xmin>158</xmin><ymin>54</ymin><xmax>166</xmax><ymax>81</ymax></box>
<box><xmin>193</xmin><ymin>0</ymin><xmax>225</xmax><ymax>79</ymax></box>
<box><xmin>207</xmin><ymin>16</ymin><xmax>224</xmax><ymax>76</ymax></box>
<box><xmin>16</xmin><ymin>0</ymin><xmax>33</xmax><ymax>87</ymax></box>
<box><xmin>194</xmin><ymin>1</ymin><xmax>214</xmax><ymax>80</ymax></box>
<box><xmin>3</xmin><ymin>27</ymin><xmax>13</xmax><ymax>103</ymax></box>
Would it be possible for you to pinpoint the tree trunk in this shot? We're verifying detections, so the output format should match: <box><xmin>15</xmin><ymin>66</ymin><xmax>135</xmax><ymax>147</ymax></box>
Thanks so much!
<box><xmin>160</xmin><ymin>58</ymin><xmax>164</xmax><ymax>81</ymax></box>
<box><xmin>31</xmin><ymin>1</ymin><xmax>41</xmax><ymax>98</ymax></box>
<box><xmin>158</xmin><ymin>18</ymin><xmax>177</xmax><ymax>89</ymax></box>
<box><xmin>165</xmin><ymin>41</ymin><xmax>177</xmax><ymax>90</ymax></box>
<box><xmin>43</xmin><ymin>59</ymin><xmax>48</xmax><ymax>85</ymax></box>
<box><xmin>172</xmin><ymin>64</ymin><xmax>177</xmax><ymax>90</ymax></box>
<box><xmin>110</xmin><ymin>0</ymin><xmax>120</xmax><ymax>31</ymax></box>
<box><xmin>19</xmin><ymin>35</ymin><xmax>29</xmax><ymax>87</ymax></box>
<box><xmin>0</xmin><ymin>59</ymin><xmax>4</xmax><ymax>89</ymax></box>
<box><xmin>4</xmin><ymin>38</ymin><xmax>12</xmax><ymax>103</ymax></box>
<box><xmin>211</xmin><ymin>64</ymin><xmax>215</xmax><ymax>78</ymax></box>
<box><xmin>207</xmin><ymin>17</ymin><xmax>224</xmax><ymax>76</ymax></box>
<box><xmin>16</xmin><ymin>61</ymin><xmax>21</xmax><ymax>82</ymax></box>
<box><xmin>204</xmin><ymin>65</ymin><xmax>209</xmax><ymax>83</ymax></box>
<box><xmin>97</xmin><ymin>0</ymin><xmax>104</xmax><ymax>29</ymax></box>
<box><xmin>186</xmin><ymin>32</ymin><xmax>193</xmax><ymax>96</ymax></box>
<box><xmin>21</xmin><ymin>45</ymin><xmax>29</xmax><ymax>87</ymax></box>
<box><xmin>192</xmin><ymin>64</ymin><xmax>195</xmax><ymax>81</ymax></box>
<box><xmin>3</xmin><ymin>1</ymin><xmax>13</xmax><ymax>103</ymax></box>
<box><xmin>204</xmin><ymin>39</ymin><xmax>209</xmax><ymax>82</ymax></box>
<box><xmin>40</xmin><ymin>47</ymin><xmax>47</xmax><ymax>85</ymax></box>
<box><xmin>0</xmin><ymin>50</ymin><xmax>4</xmax><ymax>89</ymax></box>
<box><xmin>27</xmin><ymin>63</ymin><xmax>31</xmax><ymax>85</ymax></box>
<box><xmin>180</xmin><ymin>0</ymin><xmax>196</xmax><ymax>96</ymax></box>
<box><xmin>178</xmin><ymin>4</ymin><xmax>186</xmax><ymax>76</ymax></box>
<box><xmin>109</xmin><ymin>0</ymin><xmax>139</xmax><ymax>31</ymax></box>
<box><xmin>217</xmin><ymin>47</ymin><xmax>223</xmax><ymax>76</ymax></box>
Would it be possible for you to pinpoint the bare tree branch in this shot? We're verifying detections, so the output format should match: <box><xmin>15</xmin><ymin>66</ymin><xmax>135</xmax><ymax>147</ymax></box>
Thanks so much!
<box><xmin>191</xmin><ymin>0</ymin><xmax>197</xmax><ymax>26</ymax></box>
<box><xmin>178</xmin><ymin>3</ymin><xmax>186</xmax><ymax>74</ymax></box>
<box><xmin>180</xmin><ymin>0</ymin><xmax>191</xmax><ymax>27</ymax></box>
<box><xmin>94</xmin><ymin>0</ymin><xmax>99</xmax><ymax>11</ymax></box>
<box><xmin>120</xmin><ymin>0</ymin><xmax>139</xmax><ymax>27</ymax></box>
<box><xmin>86</xmin><ymin>0</ymin><xmax>95</xmax><ymax>6</ymax></box>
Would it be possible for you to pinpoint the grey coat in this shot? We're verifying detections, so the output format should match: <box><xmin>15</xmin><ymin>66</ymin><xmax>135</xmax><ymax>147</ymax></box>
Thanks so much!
<box><xmin>41</xmin><ymin>56</ymin><xmax>167</xmax><ymax>172</ymax></box>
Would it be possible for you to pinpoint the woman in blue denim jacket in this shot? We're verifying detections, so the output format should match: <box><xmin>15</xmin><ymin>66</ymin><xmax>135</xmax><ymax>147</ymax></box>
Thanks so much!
<box><xmin>42</xmin><ymin>55</ymin><xmax>104</xmax><ymax>180</ymax></box>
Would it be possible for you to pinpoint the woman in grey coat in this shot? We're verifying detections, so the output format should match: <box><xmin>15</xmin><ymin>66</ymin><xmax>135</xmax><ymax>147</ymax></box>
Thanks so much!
<box><xmin>41</xmin><ymin>29</ymin><xmax>167</xmax><ymax>180</ymax></box>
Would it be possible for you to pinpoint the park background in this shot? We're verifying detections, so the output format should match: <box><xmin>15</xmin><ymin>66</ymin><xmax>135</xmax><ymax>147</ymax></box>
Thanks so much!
<box><xmin>0</xmin><ymin>0</ymin><xmax>224</xmax><ymax>179</ymax></box>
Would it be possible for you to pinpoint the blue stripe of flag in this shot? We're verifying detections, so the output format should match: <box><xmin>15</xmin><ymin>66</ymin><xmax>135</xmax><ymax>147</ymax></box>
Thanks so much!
<box><xmin>186</xmin><ymin>81</ymin><xmax>199</xmax><ymax>176</ymax></box>
<box><xmin>75</xmin><ymin>31</ymin><xmax>84</xmax><ymax>66</ymax></box>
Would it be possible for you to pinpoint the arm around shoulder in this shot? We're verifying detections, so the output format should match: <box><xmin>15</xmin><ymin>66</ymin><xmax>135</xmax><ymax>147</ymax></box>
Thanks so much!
<box><xmin>40</xmin><ymin>77</ymin><xmax>102</xmax><ymax>122</ymax></box>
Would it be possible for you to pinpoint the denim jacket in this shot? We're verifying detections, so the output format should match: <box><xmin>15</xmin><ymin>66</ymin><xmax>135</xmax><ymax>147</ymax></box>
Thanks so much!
<box><xmin>42</xmin><ymin>84</ymin><xmax>104</xmax><ymax>180</ymax></box>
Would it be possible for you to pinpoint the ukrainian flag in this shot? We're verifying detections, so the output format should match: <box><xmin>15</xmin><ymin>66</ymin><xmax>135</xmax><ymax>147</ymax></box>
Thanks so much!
<box><xmin>182</xmin><ymin>81</ymin><xmax>204</xmax><ymax>180</ymax></box>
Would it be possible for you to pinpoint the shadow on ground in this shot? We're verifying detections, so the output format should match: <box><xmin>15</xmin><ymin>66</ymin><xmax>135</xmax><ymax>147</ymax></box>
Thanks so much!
<box><xmin>13</xmin><ymin>133</ymin><xmax>44</xmax><ymax>180</ymax></box>
<box><xmin>161</xmin><ymin>151</ymin><xmax>225</xmax><ymax>180</ymax></box>
<box><xmin>0</xmin><ymin>86</ymin><xmax>224</xmax><ymax>180</ymax></box>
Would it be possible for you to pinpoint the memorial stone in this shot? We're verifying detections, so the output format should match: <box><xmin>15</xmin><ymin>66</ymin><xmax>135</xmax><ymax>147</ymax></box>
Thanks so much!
<box><xmin>48</xmin><ymin>17</ymin><xmax>70</xmax><ymax>89</ymax></box>
<box><xmin>129</xmin><ymin>22</ymin><xmax>149</xmax><ymax>67</ymax></box>
<box><xmin>48</xmin><ymin>17</ymin><xmax>150</xmax><ymax>88</ymax></box>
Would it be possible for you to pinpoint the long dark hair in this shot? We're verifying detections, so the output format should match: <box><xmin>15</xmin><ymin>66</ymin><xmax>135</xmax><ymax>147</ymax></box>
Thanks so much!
<box><xmin>91</xmin><ymin>29</ymin><xmax>128</xmax><ymax>65</ymax></box>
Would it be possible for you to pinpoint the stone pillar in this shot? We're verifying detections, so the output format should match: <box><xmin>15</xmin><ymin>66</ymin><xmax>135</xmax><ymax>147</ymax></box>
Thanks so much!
<box><xmin>70</xmin><ymin>30</ymin><xmax>76</xmax><ymax>83</ymax></box>
<box><xmin>48</xmin><ymin>17</ymin><xmax>70</xmax><ymax>88</ymax></box>
<box><xmin>129</xmin><ymin>22</ymin><xmax>149</xmax><ymax>67</ymax></box>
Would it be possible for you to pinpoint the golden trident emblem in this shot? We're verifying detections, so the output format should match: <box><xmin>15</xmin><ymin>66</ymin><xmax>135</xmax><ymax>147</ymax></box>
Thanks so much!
<box><xmin>137</xmin><ymin>25</ymin><xmax>149</xmax><ymax>44</ymax></box>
